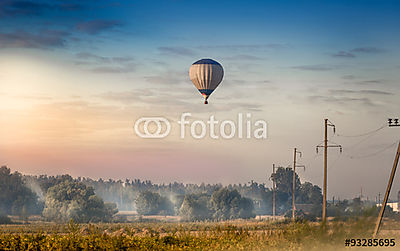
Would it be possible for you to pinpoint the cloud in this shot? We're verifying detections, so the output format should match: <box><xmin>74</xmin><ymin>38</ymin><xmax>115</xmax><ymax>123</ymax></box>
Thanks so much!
<box><xmin>356</xmin><ymin>79</ymin><xmax>383</xmax><ymax>85</ymax></box>
<box><xmin>59</xmin><ymin>3</ymin><xmax>83</xmax><ymax>11</ymax></box>
<box><xmin>158</xmin><ymin>46</ymin><xmax>196</xmax><ymax>56</ymax></box>
<box><xmin>197</xmin><ymin>43</ymin><xmax>286</xmax><ymax>50</ymax></box>
<box><xmin>76</xmin><ymin>52</ymin><xmax>112</xmax><ymax>63</ymax></box>
<box><xmin>98</xmin><ymin>89</ymin><xmax>155</xmax><ymax>104</ymax></box>
<box><xmin>0</xmin><ymin>1</ymin><xmax>83</xmax><ymax>17</ymax></box>
<box><xmin>332</xmin><ymin>51</ymin><xmax>355</xmax><ymax>58</ymax></box>
<box><xmin>223</xmin><ymin>54</ymin><xmax>263</xmax><ymax>61</ymax></box>
<box><xmin>90</xmin><ymin>65</ymin><xmax>136</xmax><ymax>73</ymax></box>
<box><xmin>144</xmin><ymin>71</ymin><xmax>187</xmax><ymax>85</ymax></box>
<box><xmin>76</xmin><ymin>52</ymin><xmax>134</xmax><ymax>64</ymax></box>
<box><xmin>342</xmin><ymin>75</ymin><xmax>356</xmax><ymax>80</ymax></box>
<box><xmin>13</xmin><ymin>94</ymin><xmax>53</xmax><ymax>100</ymax></box>
<box><xmin>307</xmin><ymin>88</ymin><xmax>391</xmax><ymax>108</ymax></box>
<box><xmin>328</xmin><ymin>89</ymin><xmax>393</xmax><ymax>96</ymax></box>
<box><xmin>351</xmin><ymin>47</ymin><xmax>384</xmax><ymax>53</ymax></box>
<box><xmin>0</xmin><ymin>30</ymin><xmax>68</xmax><ymax>49</ymax></box>
<box><xmin>75</xmin><ymin>52</ymin><xmax>136</xmax><ymax>73</ymax></box>
<box><xmin>0</xmin><ymin>0</ymin><xmax>53</xmax><ymax>17</ymax></box>
<box><xmin>308</xmin><ymin>95</ymin><xmax>377</xmax><ymax>107</ymax></box>
<box><xmin>331</xmin><ymin>46</ymin><xmax>384</xmax><ymax>59</ymax></box>
<box><xmin>292</xmin><ymin>64</ymin><xmax>340</xmax><ymax>71</ymax></box>
<box><xmin>76</xmin><ymin>20</ymin><xmax>121</xmax><ymax>34</ymax></box>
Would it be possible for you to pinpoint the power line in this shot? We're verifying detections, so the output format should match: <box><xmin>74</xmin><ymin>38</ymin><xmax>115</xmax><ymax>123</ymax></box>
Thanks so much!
<box><xmin>336</xmin><ymin>124</ymin><xmax>387</xmax><ymax>138</ymax></box>
<box><xmin>343</xmin><ymin>130</ymin><xmax>381</xmax><ymax>151</ymax></box>
<box><xmin>345</xmin><ymin>141</ymin><xmax>398</xmax><ymax>159</ymax></box>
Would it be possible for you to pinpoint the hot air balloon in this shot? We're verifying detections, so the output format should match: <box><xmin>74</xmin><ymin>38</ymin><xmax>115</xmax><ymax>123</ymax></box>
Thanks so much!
<box><xmin>189</xmin><ymin>59</ymin><xmax>224</xmax><ymax>104</ymax></box>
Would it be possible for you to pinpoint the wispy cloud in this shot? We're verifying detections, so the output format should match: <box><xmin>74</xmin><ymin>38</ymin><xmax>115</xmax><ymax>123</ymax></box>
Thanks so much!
<box><xmin>0</xmin><ymin>0</ymin><xmax>53</xmax><ymax>17</ymax></box>
<box><xmin>90</xmin><ymin>66</ymin><xmax>136</xmax><ymax>73</ymax></box>
<box><xmin>0</xmin><ymin>1</ymin><xmax>83</xmax><ymax>17</ymax></box>
<box><xmin>0</xmin><ymin>30</ymin><xmax>68</xmax><ymax>49</ymax></box>
<box><xmin>292</xmin><ymin>64</ymin><xmax>340</xmax><ymax>71</ymax></box>
<box><xmin>328</xmin><ymin>89</ymin><xmax>393</xmax><ymax>96</ymax></box>
<box><xmin>158</xmin><ymin>46</ymin><xmax>196</xmax><ymax>56</ymax></box>
<box><xmin>356</xmin><ymin>79</ymin><xmax>384</xmax><ymax>85</ymax></box>
<box><xmin>197</xmin><ymin>43</ymin><xmax>286</xmax><ymax>50</ymax></box>
<box><xmin>76</xmin><ymin>20</ymin><xmax>121</xmax><ymax>35</ymax></box>
<box><xmin>331</xmin><ymin>46</ymin><xmax>384</xmax><ymax>59</ymax></box>
<box><xmin>332</xmin><ymin>51</ymin><xmax>355</xmax><ymax>58</ymax></box>
<box><xmin>351</xmin><ymin>47</ymin><xmax>384</xmax><ymax>53</ymax></box>
<box><xmin>76</xmin><ymin>52</ymin><xmax>134</xmax><ymax>64</ymax></box>
<box><xmin>144</xmin><ymin>71</ymin><xmax>187</xmax><ymax>85</ymax></box>
<box><xmin>98</xmin><ymin>89</ymin><xmax>154</xmax><ymax>104</ymax></box>
<box><xmin>223</xmin><ymin>54</ymin><xmax>263</xmax><ymax>61</ymax></box>
<box><xmin>75</xmin><ymin>52</ymin><xmax>136</xmax><ymax>73</ymax></box>
<box><xmin>308</xmin><ymin>95</ymin><xmax>377</xmax><ymax>107</ymax></box>
<box><xmin>342</xmin><ymin>75</ymin><xmax>356</xmax><ymax>80</ymax></box>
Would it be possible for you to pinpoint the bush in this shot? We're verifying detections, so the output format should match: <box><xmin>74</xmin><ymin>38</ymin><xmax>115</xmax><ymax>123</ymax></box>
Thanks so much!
<box><xmin>179</xmin><ymin>194</ymin><xmax>212</xmax><ymax>221</ymax></box>
<box><xmin>135</xmin><ymin>191</ymin><xmax>174</xmax><ymax>215</ymax></box>
<box><xmin>210</xmin><ymin>188</ymin><xmax>255</xmax><ymax>220</ymax></box>
<box><xmin>43</xmin><ymin>180</ymin><xmax>117</xmax><ymax>223</ymax></box>
<box><xmin>0</xmin><ymin>215</ymin><xmax>12</xmax><ymax>224</ymax></box>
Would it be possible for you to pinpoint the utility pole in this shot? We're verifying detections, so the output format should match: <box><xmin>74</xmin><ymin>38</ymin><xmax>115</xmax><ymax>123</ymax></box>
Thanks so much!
<box><xmin>272</xmin><ymin>164</ymin><xmax>276</xmax><ymax>217</ymax></box>
<box><xmin>361</xmin><ymin>187</ymin><xmax>363</xmax><ymax>201</ymax></box>
<box><xmin>316</xmin><ymin>119</ymin><xmax>342</xmax><ymax>223</ymax></box>
<box><xmin>373</xmin><ymin>141</ymin><xmax>400</xmax><ymax>237</ymax></box>
<box><xmin>373</xmin><ymin>119</ymin><xmax>400</xmax><ymax>237</ymax></box>
<box><xmin>292</xmin><ymin>148</ymin><xmax>305</xmax><ymax>221</ymax></box>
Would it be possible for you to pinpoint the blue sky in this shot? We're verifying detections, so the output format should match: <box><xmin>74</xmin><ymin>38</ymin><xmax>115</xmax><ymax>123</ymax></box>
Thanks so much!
<box><xmin>1</xmin><ymin>0</ymin><xmax>400</xmax><ymax>200</ymax></box>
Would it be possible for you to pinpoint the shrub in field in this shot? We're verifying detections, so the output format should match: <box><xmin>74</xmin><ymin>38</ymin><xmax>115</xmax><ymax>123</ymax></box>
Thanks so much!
<box><xmin>179</xmin><ymin>193</ymin><xmax>212</xmax><ymax>221</ymax></box>
<box><xmin>0</xmin><ymin>214</ymin><xmax>12</xmax><ymax>224</ymax></box>
<box><xmin>43</xmin><ymin>180</ymin><xmax>117</xmax><ymax>223</ymax></box>
<box><xmin>210</xmin><ymin>188</ymin><xmax>255</xmax><ymax>220</ymax></box>
<box><xmin>135</xmin><ymin>191</ymin><xmax>174</xmax><ymax>215</ymax></box>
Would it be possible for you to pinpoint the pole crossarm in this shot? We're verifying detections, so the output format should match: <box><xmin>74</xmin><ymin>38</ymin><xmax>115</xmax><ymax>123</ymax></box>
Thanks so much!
<box><xmin>316</xmin><ymin>145</ymin><xmax>343</xmax><ymax>153</ymax></box>
<box><xmin>388</xmin><ymin>118</ymin><xmax>400</xmax><ymax>127</ymax></box>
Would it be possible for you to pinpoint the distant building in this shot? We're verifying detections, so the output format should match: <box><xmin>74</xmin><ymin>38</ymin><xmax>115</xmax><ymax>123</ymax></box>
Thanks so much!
<box><xmin>376</xmin><ymin>202</ymin><xmax>399</xmax><ymax>212</ymax></box>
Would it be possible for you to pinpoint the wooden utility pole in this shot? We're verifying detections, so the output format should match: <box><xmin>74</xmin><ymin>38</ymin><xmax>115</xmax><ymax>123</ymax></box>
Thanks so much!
<box><xmin>323</xmin><ymin>119</ymin><xmax>328</xmax><ymax>222</ymax></box>
<box><xmin>317</xmin><ymin>119</ymin><xmax>342</xmax><ymax>223</ymax></box>
<box><xmin>292</xmin><ymin>148</ymin><xmax>304</xmax><ymax>221</ymax></box>
<box><xmin>292</xmin><ymin>149</ymin><xmax>297</xmax><ymax>221</ymax></box>
<box><xmin>272</xmin><ymin>164</ymin><xmax>276</xmax><ymax>217</ymax></box>
<box><xmin>373</xmin><ymin>141</ymin><xmax>400</xmax><ymax>237</ymax></box>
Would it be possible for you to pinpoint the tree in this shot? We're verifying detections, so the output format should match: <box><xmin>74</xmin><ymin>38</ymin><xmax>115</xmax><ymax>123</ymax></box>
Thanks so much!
<box><xmin>272</xmin><ymin>167</ymin><xmax>301</xmax><ymax>195</ymax></box>
<box><xmin>135</xmin><ymin>191</ymin><xmax>174</xmax><ymax>215</ymax></box>
<box><xmin>179</xmin><ymin>194</ymin><xmax>212</xmax><ymax>221</ymax></box>
<box><xmin>0</xmin><ymin>166</ymin><xmax>42</xmax><ymax>216</ymax></box>
<box><xmin>297</xmin><ymin>182</ymin><xmax>322</xmax><ymax>205</ymax></box>
<box><xmin>43</xmin><ymin>180</ymin><xmax>117</xmax><ymax>223</ymax></box>
<box><xmin>210</xmin><ymin>188</ymin><xmax>255</xmax><ymax>220</ymax></box>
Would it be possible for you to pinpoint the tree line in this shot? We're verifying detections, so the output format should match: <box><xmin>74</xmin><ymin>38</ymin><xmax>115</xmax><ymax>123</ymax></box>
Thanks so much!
<box><xmin>1</xmin><ymin>165</ymin><xmax>386</xmax><ymax>223</ymax></box>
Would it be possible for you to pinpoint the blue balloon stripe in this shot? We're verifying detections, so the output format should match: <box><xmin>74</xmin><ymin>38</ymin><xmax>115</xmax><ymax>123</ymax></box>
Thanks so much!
<box><xmin>192</xmin><ymin>59</ymin><xmax>221</xmax><ymax>66</ymax></box>
<box><xmin>198</xmin><ymin>89</ymin><xmax>215</xmax><ymax>95</ymax></box>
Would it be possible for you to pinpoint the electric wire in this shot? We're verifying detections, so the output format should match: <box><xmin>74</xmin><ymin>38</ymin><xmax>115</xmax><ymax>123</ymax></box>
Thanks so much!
<box><xmin>336</xmin><ymin>124</ymin><xmax>387</xmax><ymax>138</ymax></box>
<box><xmin>345</xmin><ymin>141</ymin><xmax>398</xmax><ymax>159</ymax></box>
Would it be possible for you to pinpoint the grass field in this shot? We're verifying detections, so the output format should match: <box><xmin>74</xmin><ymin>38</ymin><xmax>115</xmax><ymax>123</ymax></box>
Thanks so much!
<box><xmin>1</xmin><ymin>218</ymin><xmax>399</xmax><ymax>250</ymax></box>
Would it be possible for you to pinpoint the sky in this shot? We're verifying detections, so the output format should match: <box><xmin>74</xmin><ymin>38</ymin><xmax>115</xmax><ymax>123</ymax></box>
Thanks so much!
<box><xmin>1</xmin><ymin>0</ymin><xmax>400</xmax><ymax>200</ymax></box>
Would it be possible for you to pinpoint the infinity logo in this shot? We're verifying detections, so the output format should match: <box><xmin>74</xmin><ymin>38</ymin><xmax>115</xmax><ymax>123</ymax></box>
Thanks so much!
<box><xmin>134</xmin><ymin>117</ymin><xmax>171</xmax><ymax>138</ymax></box>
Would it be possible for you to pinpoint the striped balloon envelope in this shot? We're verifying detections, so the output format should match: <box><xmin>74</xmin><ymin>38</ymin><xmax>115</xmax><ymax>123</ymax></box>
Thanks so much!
<box><xmin>189</xmin><ymin>59</ymin><xmax>224</xmax><ymax>104</ymax></box>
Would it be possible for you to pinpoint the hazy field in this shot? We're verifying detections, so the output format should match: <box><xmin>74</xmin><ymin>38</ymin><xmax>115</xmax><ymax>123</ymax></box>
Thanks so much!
<box><xmin>2</xmin><ymin>218</ymin><xmax>400</xmax><ymax>250</ymax></box>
